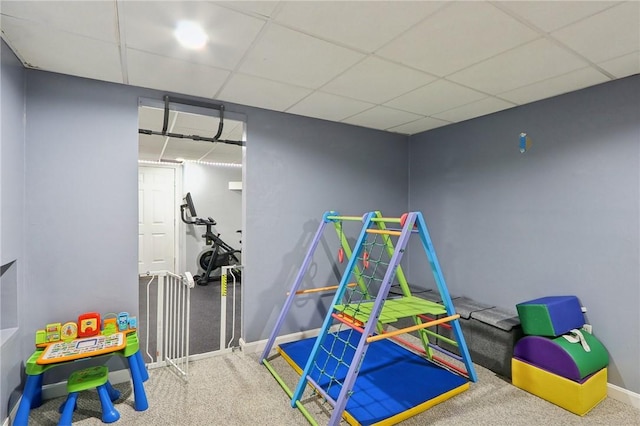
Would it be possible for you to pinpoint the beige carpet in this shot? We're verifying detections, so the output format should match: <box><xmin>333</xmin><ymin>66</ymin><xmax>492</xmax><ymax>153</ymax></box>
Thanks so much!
<box><xmin>23</xmin><ymin>349</ymin><xmax>640</xmax><ymax>425</ymax></box>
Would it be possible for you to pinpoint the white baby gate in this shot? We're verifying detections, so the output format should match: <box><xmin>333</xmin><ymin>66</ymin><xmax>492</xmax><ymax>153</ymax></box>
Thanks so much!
<box><xmin>143</xmin><ymin>266</ymin><xmax>242</xmax><ymax>381</ymax></box>
<box><xmin>145</xmin><ymin>271</ymin><xmax>194</xmax><ymax>381</ymax></box>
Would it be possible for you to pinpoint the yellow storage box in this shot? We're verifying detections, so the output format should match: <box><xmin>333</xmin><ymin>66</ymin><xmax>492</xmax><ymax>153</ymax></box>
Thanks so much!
<box><xmin>512</xmin><ymin>358</ymin><xmax>607</xmax><ymax>416</ymax></box>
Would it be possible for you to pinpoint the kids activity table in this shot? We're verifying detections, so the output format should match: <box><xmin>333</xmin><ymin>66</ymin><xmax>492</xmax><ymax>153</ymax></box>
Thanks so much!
<box><xmin>13</xmin><ymin>331</ymin><xmax>148</xmax><ymax>426</ymax></box>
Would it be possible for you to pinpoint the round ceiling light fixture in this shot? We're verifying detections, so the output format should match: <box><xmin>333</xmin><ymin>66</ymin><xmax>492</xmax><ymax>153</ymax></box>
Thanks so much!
<box><xmin>174</xmin><ymin>21</ymin><xmax>208</xmax><ymax>50</ymax></box>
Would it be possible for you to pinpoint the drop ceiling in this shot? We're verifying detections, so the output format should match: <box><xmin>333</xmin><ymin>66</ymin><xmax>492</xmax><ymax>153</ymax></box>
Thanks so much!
<box><xmin>2</xmin><ymin>1</ymin><xmax>638</xmax><ymax>162</ymax></box>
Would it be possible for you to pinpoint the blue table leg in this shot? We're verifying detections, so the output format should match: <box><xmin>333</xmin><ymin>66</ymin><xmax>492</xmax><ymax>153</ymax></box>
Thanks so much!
<box><xmin>97</xmin><ymin>385</ymin><xmax>120</xmax><ymax>423</ymax></box>
<box><xmin>134</xmin><ymin>351</ymin><xmax>149</xmax><ymax>382</ymax></box>
<box><xmin>127</xmin><ymin>351</ymin><xmax>148</xmax><ymax>411</ymax></box>
<box><xmin>105</xmin><ymin>380</ymin><xmax>121</xmax><ymax>401</ymax></box>
<box><xmin>14</xmin><ymin>374</ymin><xmax>43</xmax><ymax>426</ymax></box>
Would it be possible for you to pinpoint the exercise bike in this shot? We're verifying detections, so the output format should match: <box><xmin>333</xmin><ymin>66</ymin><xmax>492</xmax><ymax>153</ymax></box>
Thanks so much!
<box><xmin>180</xmin><ymin>192</ymin><xmax>241</xmax><ymax>286</ymax></box>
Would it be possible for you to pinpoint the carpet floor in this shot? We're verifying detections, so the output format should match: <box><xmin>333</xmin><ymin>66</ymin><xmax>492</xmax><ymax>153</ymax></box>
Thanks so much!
<box><xmin>22</xmin><ymin>346</ymin><xmax>639</xmax><ymax>425</ymax></box>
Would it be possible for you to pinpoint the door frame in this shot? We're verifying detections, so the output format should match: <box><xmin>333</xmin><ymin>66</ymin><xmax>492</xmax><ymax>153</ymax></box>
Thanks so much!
<box><xmin>138</xmin><ymin>162</ymin><xmax>184</xmax><ymax>275</ymax></box>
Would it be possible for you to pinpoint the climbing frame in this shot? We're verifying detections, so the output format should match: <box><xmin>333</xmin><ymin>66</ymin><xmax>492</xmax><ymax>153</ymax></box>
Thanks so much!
<box><xmin>262</xmin><ymin>211</ymin><xmax>477</xmax><ymax>425</ymax></box>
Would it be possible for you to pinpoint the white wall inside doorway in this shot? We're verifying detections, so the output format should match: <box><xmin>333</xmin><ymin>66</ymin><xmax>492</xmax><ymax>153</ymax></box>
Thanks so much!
<box><xmin>182</xmin><ymin>162</ymin><xmax>242</xmax><ymax>277</ymax></box>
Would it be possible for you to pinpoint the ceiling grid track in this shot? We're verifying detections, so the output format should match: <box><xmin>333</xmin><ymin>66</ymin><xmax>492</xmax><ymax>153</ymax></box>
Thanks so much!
<box><xmin>489</xmin><ymin>1</ymin><xmax>617</xmax><ymax>80</ymax></box>
<box><xmin>114</xmin><ymin>0</ymin><xmax>129</xmax><ymax>85</ymax></box>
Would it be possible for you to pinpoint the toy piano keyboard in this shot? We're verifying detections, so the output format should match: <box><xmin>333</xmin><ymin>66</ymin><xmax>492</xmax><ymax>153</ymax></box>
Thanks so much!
<box><xmin>37</xmin><ymin>332</ymin><xmax>126</xmax><ymax>364</ymax></box>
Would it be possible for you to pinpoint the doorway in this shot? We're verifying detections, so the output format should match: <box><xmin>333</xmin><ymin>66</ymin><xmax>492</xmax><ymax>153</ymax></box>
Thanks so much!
<box><xmin>137</xmin><ymin>102</ymin><xmax>245</xmax><ymax>362</ymax></box>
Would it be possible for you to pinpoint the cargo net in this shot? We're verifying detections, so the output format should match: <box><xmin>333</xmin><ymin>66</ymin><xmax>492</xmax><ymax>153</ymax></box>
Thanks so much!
<box><xmin>307</xmin><ymin>231</ymin><xmax>392</xmax><ymax>401</ymax></box>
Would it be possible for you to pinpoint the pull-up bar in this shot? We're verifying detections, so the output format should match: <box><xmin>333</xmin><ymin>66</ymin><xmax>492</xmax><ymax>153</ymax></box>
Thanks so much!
<box><xmin>138</xmin><ymin>95</ymin><xmax>245</xmax><ymax>147</ymax></box>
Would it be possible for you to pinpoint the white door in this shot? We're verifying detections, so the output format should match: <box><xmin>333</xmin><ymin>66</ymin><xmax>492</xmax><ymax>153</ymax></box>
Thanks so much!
<box><xmin>138</xmin><ymin>166</ymin><xmax>176</xmax><ymax>274</ymax></box>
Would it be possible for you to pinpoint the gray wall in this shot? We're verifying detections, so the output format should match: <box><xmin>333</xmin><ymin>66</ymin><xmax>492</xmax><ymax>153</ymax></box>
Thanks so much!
<box><xmin>24</xmin><ymin>72</ymin><xmax>140</xmax><ymax>356</ymax></box>
<box><xmin>0</xmin><ymin>40</ymin><xmax>26</xmax><ymax>420</ymax></box>
<box><xmin>245</xmin><ymin>111</ymin><xmax>407</xmax><ymax>342</ymax></box>
<box><xmin>407</xmin><ymin>75</ymin><xmax>640</xmax><ymax>393</ymax></box>
<box><xmin>5</xmin><ymin>44</ymin><xmax>637</xmax><ymax>424</ymax></box>
<box><xmin>182</xmin><ymin>162</ymin><xmax>242</xmax><ymax>275</ymax></box>
<box><xmin>11</xmin><ymin>65</ymin><xmax>406</xmax><ymax>404</ymax></box>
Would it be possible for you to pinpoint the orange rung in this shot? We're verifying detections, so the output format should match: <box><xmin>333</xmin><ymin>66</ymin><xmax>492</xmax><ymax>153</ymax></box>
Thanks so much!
<box><xmin>289</xmin><ymin>282</ymin><xmax>356</xmax><ymax>295</ymax></box>
<box><xmin>332</xmin><ymin>313</ymin><xmax>365</xmax><ymax>331</ymax></box>
<box><xmin>366</xmin><ymin>314</ymin><xmax>460</xmax><ymax>343</ymax></box>
<box><xmin>419</xmin><ymin>314</ymin><xmax>452</xmax><ymax>329</ymax></box>
<box><xmin>365</xmin><ymin>229</ymin><xmax>402</xmax><ymax>236</ymax></box>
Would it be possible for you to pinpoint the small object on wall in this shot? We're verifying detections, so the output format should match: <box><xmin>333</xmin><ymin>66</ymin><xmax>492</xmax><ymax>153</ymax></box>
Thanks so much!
<box><xmin>228</xmin><ymin>181</ymin><xmax>242</xmax><ymax>191</ymax></box>
<box><xmin>519</xmin><ymin>132</ymin><xmax>532</xmax><ymax>153</ymax></box>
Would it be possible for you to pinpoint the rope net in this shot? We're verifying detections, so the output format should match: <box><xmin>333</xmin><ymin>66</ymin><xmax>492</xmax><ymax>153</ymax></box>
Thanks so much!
<box><xmin>307</xmin><ymin>230</ymin><xmax>394</xmax><ymax>401</ymax></box>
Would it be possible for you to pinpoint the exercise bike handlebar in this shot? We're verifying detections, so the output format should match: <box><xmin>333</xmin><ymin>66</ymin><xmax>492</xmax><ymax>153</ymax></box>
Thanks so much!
<box><xmin>180</xmin><ymin>203</ymin><xmax>217</xmax><ymax>226</ymax></box>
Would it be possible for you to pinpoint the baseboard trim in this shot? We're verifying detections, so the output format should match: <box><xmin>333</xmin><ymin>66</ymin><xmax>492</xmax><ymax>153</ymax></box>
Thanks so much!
<box><xmin>240</xmin><ymin>326</ymin><xmax>340</xmax><ymax>355</ymax></box>
<box><xmin>3</xmin><ymin>411</ymin><xmax>11</xmax><ymax>426</ymax></box>
<box><xmin>607</xmin><ymin>382</ymin><xmax>640</xmax><ymax>409</ymax></box>
<box><xmin>189</xmin><ymin>347</ymin><xmax>235</xmax><ymax>361</ymax></box>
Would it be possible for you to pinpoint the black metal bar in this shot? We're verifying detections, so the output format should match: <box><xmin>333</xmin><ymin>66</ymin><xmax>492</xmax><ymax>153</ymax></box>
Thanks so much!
<box><xmin>138</xmin><ymin>128</ymin><xmax>244</xmax><ymax>146</ymax></box>
<box><xmin>162</xmin><ymin>95</ymin><xmax>170</xmax><ymax>135</ymax></box>
<box><xmin>213</xmin><ymin>104</ymin><xmax>224</xmax><ymax>141</ymax></box>
<box><xmin>165</xmin><ymin>96</ymin><xmax>223</xmax><ymax>112</ymax></box>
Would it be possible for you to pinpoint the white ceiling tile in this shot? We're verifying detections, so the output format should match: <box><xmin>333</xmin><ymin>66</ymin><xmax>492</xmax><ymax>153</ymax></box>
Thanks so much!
<box><xmin>0</xmin><ymin>16</ymin><xmax>122</xmax><ymax>83</ymax></box>
<box><xmin>127</xmin><ymin>49</ymin><xmax>229</xmax><ymax>98</ymax></box>
<box><xmin>0</xmin><ymin>1</ymin><xmax>118</xmax><ymax>42</ymax></box>
<box><xmin>341</xmin><ymin>106</ymin><xmax>423</xmax><ymax>131</ymax></box>
<box><xmin>385</xmin><ymin>79</ymin><xmax>486</xmax><ymax>116</ymax></box>
<box><xmin>448</xmin><ymin>39</ymin><xmax>587</xmax><ymax>94</ymax></box>
<box><xmin>139</xmin><ymin>134</ymin><xmax>165</xmax><ymax>161</ymax></box>
<box><xmin>173</xmin><ymin>113</ymin><xmax>221</xmax><ymax>133</ymax></box>
<box><xmin>598</xmin><ymin>51</ymin><xmax>640</xmax><ymax>78</ymax></box>
<box><xmin>432</xmin><ymin>97</ymin><xmax>516</xmax><ymax>123</ymax></box>
<box><xmin>321</xmin><ymin>57</ymin><xmax>437</xmax><ymax>104</ymax></box>
<box><xmin>164</xmin><ymin>139</ymin><xmax>215</xmax><ymax>159</ymax></box>
<box><xmin>552</xmin><ymin>2</ymin><xmax>640</xmax><ymax>64</ymax></box>
<box><xmin>138</xmin><ymin>151</ymin><xmax>163</xmax><ymax>162</ymax></box>
<box><xmin>376</xmin><ymin>2</ymin><xmax>540</xmax><ymax>77</ymax></box>
<box><xmin>498</xmin><ymin>67</ymin><xmax>611</xmax><ymax>105</ymax></box>
<box><xmin>498</xmin><ymin>1</ymin><xmax>619</xmax><ymax>33</ymax></box>
<box><xmin>200</xmin><ymin>144</ymin><xmax>243</xmax><ymax>163</ymax></box>
<box><xmin>122</xmin><ymin>1</ymin><xmax>265</xmax><ymax>70</ymax></box>
<box><xmin>225</xmin><ymin>122</ymin><xmax>244</xmax><ymax>141</ymax></box>
<box><xmin>286</xmin><ymin>92</ymin><xmax>374</xmax><ymax>122</ymax></box>
<box><xmin>388</xmin><ymin>117</ymin><xmax>451</xmax><ymax>135</ymax></box>
<box><xmin>238</xmin><ymin>24</ymin><xmax>365</xmax><ymax>89</ymax></box>
<box><xmin>218</xmin><ymin>73</ymin><xmax>312</xmax><ymax>111</ymax></box>
<box><xmin>169</xmin><ymin>124</ymin><xmax>241</xmax><ymax>142</ymax></box>
<box><xmin>138</xmin><ymin>107</ymin><xmax>177</xmax><ymax>131</ymax></box>
<box><xmin>274</xmin><ymin>1</ymin><xmax>446</xmax><ymax>52</ymax></box>
<box><xmin>214</xmin><ymin>1</ymin><xmax>280</xmax><ymax>18</ymax></box>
